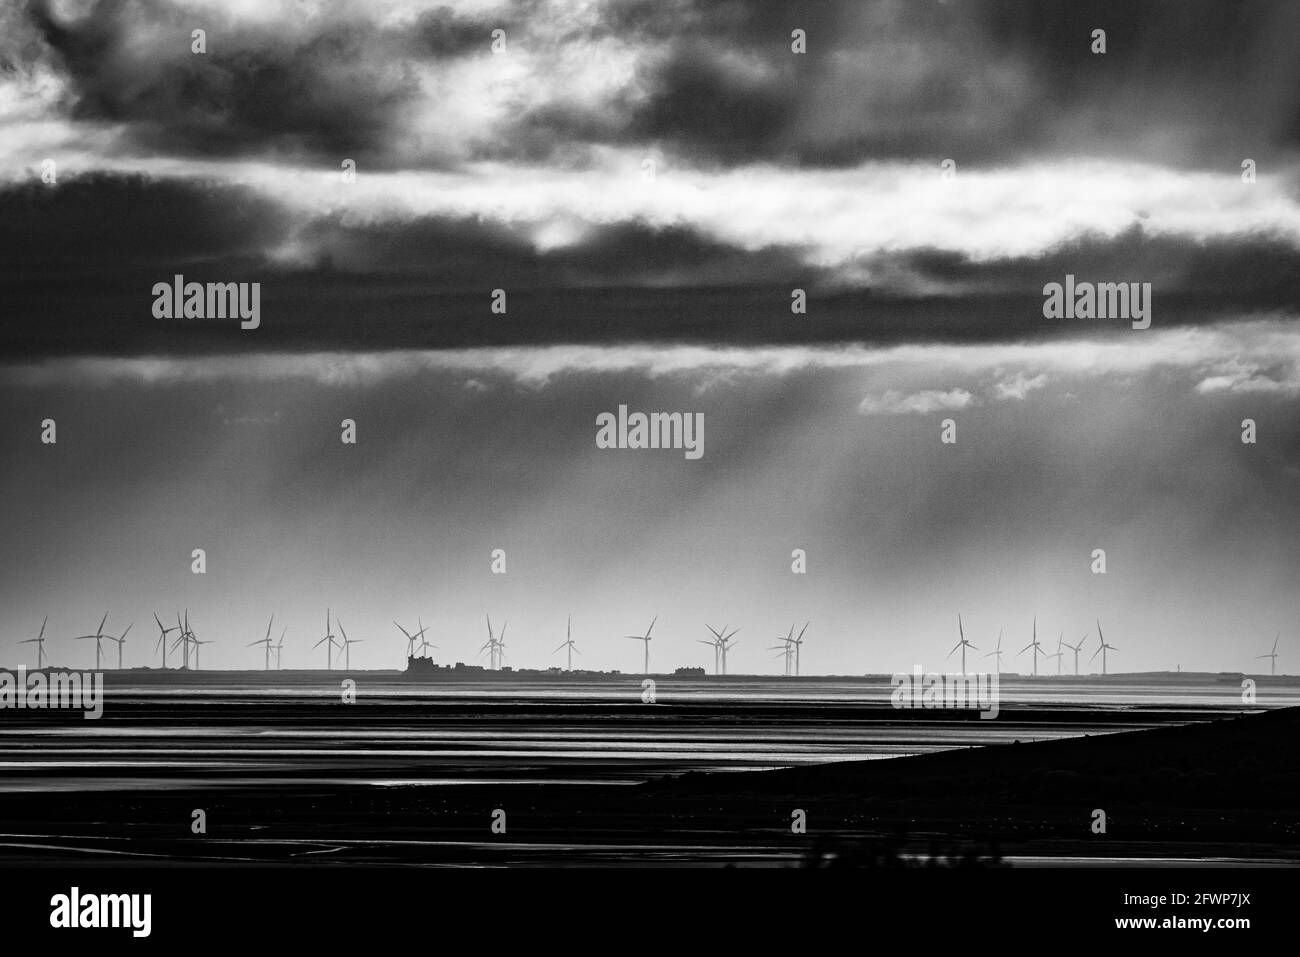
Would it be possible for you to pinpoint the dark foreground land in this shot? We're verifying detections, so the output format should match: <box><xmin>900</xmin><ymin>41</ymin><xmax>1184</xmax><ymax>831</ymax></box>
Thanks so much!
<box><xmin>1</xmin><ymin>704</ymin><xmax>1296</xmax><ymax>866</ymax></box>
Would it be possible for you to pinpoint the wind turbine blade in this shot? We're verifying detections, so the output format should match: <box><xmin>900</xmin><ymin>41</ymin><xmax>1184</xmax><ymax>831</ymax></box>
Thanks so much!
<box><xmin>796</xmin><ymin>622</ymin><xmax>809</xmax><ymax>642</ymax></box>
<box><xmin>120</xmin><ymin>623</ymin><xmax>133</xmax><ymax>640</ymax></box>
<box><xmin>646</xmin><ymin>616</ymin><xmax>657</xmax><ymax>638</ymax></box>
<box><xmin>946</xmin><ymin>642</ymin><xmax>960</xmax><ymax>659</ymax></box>
<box><xmin>97</xmin><ymin>612</ymin><xmax>108</xmax><ymax>635</ymax></box>
<box><xmin>266</xmin><ymin>615</ymin><xmax>274</xmax><ymax>639</ymax></box>
<box><xmin>1019</xmin><ymin>643</ymin><xmax>1034</xmax><ymax>655</ymax></box>
<box><xmin>1090</xmin><ymin>646</ymin><xmax>1102</xmax><ymax>662</ymax></box>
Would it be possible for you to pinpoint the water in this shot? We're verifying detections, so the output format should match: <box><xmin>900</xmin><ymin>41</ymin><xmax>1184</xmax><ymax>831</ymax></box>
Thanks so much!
<box><xmin>0</xmin><ymin>673</ymin><xmax>1292</xmax><ymax>865</ymax></box>
<box><xmin>0</xmin><ymin>673</ymin><xmax>1285</xmax><ymax>791</ymax></box>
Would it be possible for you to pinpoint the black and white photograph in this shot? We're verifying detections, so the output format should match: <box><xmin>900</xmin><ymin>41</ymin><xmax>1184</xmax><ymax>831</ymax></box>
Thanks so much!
<box><xmin>1</xmin><ymin>0</ymin><xmax>1297</xmax><ymax>940</ymax></box>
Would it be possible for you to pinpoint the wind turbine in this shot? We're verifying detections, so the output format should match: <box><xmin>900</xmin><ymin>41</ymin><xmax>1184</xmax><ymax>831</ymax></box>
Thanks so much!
<box><xmin>337</xmin><ymin>619</ymin><xmax>361</xmax><ymax>669</ymax></box>
<box><xmin>73</xmin><ymin>613</ymin><xmax>111</xmax><ymax>670</ymax></box>
<box><xmin>1045</xmin><ymin>633</ymin><xmax>1065</xmax><ymax>676</ymax></box>
<box><xmin>273</xmin><ymin>627</ymin><xmax>286</xmax><ymax>669</ymax></box>
<box><xmin>625</xmin><ymin>616</ymin><xmax>656</xmax><ymax>675</ymax></box>
<box><xmin>107</xmin><ymin>622</ymin><xmax>133</xmax><ymax>669</ymax></box>
<box><xmin>702</xmin><ymin>626</ymin><xmax>723</xmax><ymax>674</ymax></box>
<box><xmin>1256</xmin><ymin>634</ymin><xmax>1280</xmax><ymax>676</ymax></box>
<box><xmin>947</xmin><ymin>614</ymin><xmax>978</xmax><ymax>675</ymax></box>
<box><xmin>170</xmin><ymin>622</ymin><xmax>187</xmax><ymax>669</ymax></box>
<box><xmin>415</xmin><ymin>617</ymin><xmax>436</xmax><ymax>658</ymax></box>
<box><xmin>192</xmin><ymin>636</ymin><xmax>213</xmax><ymax>669</ymax></box>
<box><xmin>171</xmin><ymin>611</ymin><xmax>193</xmax><ymax>669</ymax></box>
<box><xmin>981</xmin><ymin>628</ymin><xmax>1004</xmax><ymax>674</ymax></box>
<box><xmin>789</xmin><ymin>622</ymin><xmax>808</xmax><ymax>676</ymax></box>
<box><xmin>313</xmin><ymin>609</ymin><xmax>339</xmax><ymax>669</ymax></box>
<box><xmin>769</xmin><ymin>624</ymin><xmax>795</xmax><ymax>676</ymax></box>
<box><xmin>480</xmin><ymin>615</ymin><xmax>506</xmax><ymax>670</ymax></box>
<box><xmin>1061</xmin><ymin>634</ymin><xmax>1088</xmax><ymax>675</ymax></box>
<box><xmin>554</xmin><ymin>615</ymin><xmax>579</xmax><ymax>671</ymax></box>
<box><xmin>153</xmin><ymin>613</ymin><xmax>177</xmax><ymax>668</ymax></box>
<box><xmin>1091</xmin><ymin>620</ymin><xmax>1118</xmax><ymax>675</ymax></box>
<box><xmin>394</xmin><ymin>620</ymin><xmax>427</xmax><ymax>659</ymax></box>
<box><xmin>19</xmin><ymin>616</ymin><xmax>48</xmax><ymax>669</ymax></box>
<box><xmin>247</xmin><ymin>615</ymin><xmax>275</xmax><ymax>670</ymax></box>
<box><xmin>169</xmin><ymin>610</ymin><xmax>199</xmax><ymax>669</ymax></box>
<box><xmin>1018</xmin><ymin>617</ymin><xmax>1045</xmax><ymax>677</ymax></box>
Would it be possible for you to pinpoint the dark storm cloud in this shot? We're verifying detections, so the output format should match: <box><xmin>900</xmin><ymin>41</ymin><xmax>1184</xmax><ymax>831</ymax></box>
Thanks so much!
<box><xmin>17</xmin><ymin>0</ymin><xmax>1300</xmax><ymax>170</ymax></box>
<box><xmin>492</xmin><ymin>0</ymin><xmax>1300</xmax><ymax>168</ymax></box>
<box><xmin>25</xmin><ymin>0</ymin><xmax>499</xmax><ymax>168</ymax></box>
<box><xmin>0</xmin><ymin>173</ymin><xmax>289</xmax><ymax>269</ymax></box>
<box><xmin>1</xmin><ymin>171</ymin><xmax>1297</xmax><ymax>359</ymax></box>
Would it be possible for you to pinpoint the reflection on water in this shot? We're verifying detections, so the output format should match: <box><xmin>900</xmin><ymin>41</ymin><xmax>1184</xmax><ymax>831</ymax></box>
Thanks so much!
<box><xmin>0</xmin><ymin>674</ymin><xmax>1288</xmax><ymax>792</ymax></box>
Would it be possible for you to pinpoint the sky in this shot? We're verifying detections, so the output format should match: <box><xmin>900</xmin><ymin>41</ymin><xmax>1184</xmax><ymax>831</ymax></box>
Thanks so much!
<box><xmin>1</xmin><ymin>0</ymin><xmax>1298</xmax><ymax>675</ymax></box>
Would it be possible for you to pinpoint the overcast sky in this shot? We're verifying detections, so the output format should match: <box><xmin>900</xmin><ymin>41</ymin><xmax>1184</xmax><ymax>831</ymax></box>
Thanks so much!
<box><xmin>1</xmin><ymin>0</ymin><xmax>1298</xmax><ymax>674</ymax></box>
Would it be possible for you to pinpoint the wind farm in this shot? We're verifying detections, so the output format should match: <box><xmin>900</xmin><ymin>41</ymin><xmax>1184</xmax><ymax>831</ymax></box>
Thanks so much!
<box><xmin>4</xmin><ymin>609</ymin><xmax>1289</xmax><ymax>680</ymax></box>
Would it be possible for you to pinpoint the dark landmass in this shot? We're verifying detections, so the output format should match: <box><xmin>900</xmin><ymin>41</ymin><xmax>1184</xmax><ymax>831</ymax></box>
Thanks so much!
<box><xmin>642</xmin><ymin>705</ymin><xmax>1300</xmax><ymax>865</ymax></box>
